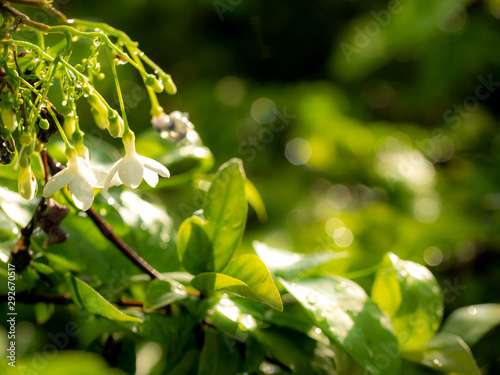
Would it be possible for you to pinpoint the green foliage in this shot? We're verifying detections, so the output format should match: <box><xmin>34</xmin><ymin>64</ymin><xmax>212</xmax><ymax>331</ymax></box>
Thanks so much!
<box><xmin>65</xmin><ymin>274</ymin><xmax>142</xmax><ymax>323</ymax></box>
<box><xmin>282</xmin><ymin>277</ymin><xmax>401</xmax><ymax>375</ymax></box>
<box><xmin>177</xmin><ymin>159</ymin><xmax>247</xmax><ymax>274</ymax></box>
<box><xmin>372</xmin><ymin>253</ymin><xmax>444</xmax><ymax>351</ymax></box>
<box><xmin>0</xmin><ymin>0</ymin><xmax>498</xmax><ymax>374</ymax></box>
<box><xmin>192</xmin><ymin>254</ymin><xmax>283</xmax><ymax>311</ymax></box>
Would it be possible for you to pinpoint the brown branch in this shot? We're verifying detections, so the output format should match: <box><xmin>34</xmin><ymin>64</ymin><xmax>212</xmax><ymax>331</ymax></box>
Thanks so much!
<box><xmin>2</xmin><ymin>0</ymin><xmax>68</xmax><ymax>29</ymax></box>
<box><xmin>45</xmin><ymin>152</ymin><xmax>163</xmax><ymax>280</ymax></box>
<box><xmin>86</xmin><ymin>208</ymin><xmax>162</xmax><ymax>279</ymax></box>
<box><xmin>1</xmin><ymin>2</ymin><xmax>49</xmax><ymax>31</ymax></box>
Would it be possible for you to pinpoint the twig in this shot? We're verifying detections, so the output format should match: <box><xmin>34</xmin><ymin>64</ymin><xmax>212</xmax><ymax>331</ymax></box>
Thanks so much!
<box><xmin>45</xmin><ymin>152</ymin><xmax>163</xmax><ymax>280</ymax></box>
<box><xmin>86</xmin><ymin>209</ymin><xmax>162</xmax><ymax>279</ymax></box>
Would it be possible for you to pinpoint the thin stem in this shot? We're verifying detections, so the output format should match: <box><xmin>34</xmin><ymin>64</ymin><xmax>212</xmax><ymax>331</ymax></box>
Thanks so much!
<box><xmin>106</xmin><ymin>45</ymin><xmax>131</xmax><ymax>134</ymax></box>
<box><xmin>1</xmin><ymin>2</ymin><xmax>49</xmax><ymax>31</ymax></box>
<box><xmin>86</xmin><ymin>209</ymin><xmax>161</xmax><ymax>279</ymax></box>
<box><xmin>128</xmin><ymin>45</ymin><xmax>162</xmax><ymax>116</ymax></box>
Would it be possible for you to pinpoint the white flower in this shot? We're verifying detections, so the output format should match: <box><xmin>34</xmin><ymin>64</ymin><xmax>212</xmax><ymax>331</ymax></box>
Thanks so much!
<box><xmin>43</xmin><ymin>151</ymin><xmax>105</xmax><ymax>211</ymax></box>
<box><xmin>103</xmin><ymin>134</ymin><xmax>170</xmax><ymax>192</ymax></box>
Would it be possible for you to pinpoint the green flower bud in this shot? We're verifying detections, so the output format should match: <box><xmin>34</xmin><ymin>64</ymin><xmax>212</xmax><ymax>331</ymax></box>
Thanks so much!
<box><xmin>18</xmin><ymin>162</ymin><xmax>37</xmax><ymax>200</ymax></box>
<box><xmin>39</xmin><ymin>118</ymin><xmax>50</xmax><ymax>130</ymax></box>
<box><xmin>87</xmin><ymin>92</ymin><xmax>108</xmax><ymax>115</ymax></box>
<box><xmin>108</xmin><ymin>111</ymin><xmax>124</xmax><ymax>138</ymax></box>
<box><xmin>160</xmin><ymin>74</ymin><xmax>177</xmax><ymax>95</ymax></box>
<box><xmin>1</xmin><ymin>106</ymin><xmax>18</xmax><ymax>133</ymax></box>
<box><xmin>90</xmin><ymin>107</ymin><xmax>110</xmax><ymax>130</ymax></box>
<box><xmin>20</xmin><ymin>133</ymin><xmax>32</xmax><ymax>147</ymax></box>
<box><xmin>145</xmin><ymin>74</ymin><xmax>164</xmax><ymax>93</ymax></box>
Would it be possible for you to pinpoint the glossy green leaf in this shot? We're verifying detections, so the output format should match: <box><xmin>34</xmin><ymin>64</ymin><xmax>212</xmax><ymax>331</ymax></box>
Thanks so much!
<box><xmin>144</xmin><ymin>278</ymin><xmax>188</xmax><ymax>309</ymax></box>
<box><xmin>441</xmin><ymin>304</ymin><xmax>500</xmax><ymax>346</ymax></box>
<box><xmin>281</xmin><ymin>276</ymin><xmax>401</xmax><ymax>375</ymax></box>
<box><xmin>253</xmin><ymin>241</ymin><xmax>348</xmax><ymax>279</ymax></box>
<box><xmin>372</xmin><ymin>253</ymin><xmax>443</xmax><ymax>351</ymax></box>
<box><xmin>403</xmin><ymin>332</ymin><xmax>481</xmax><ymax>375</ymax></box>
<box><xmin>192</xmin><ymin>254</ymin><xmax>283</xmax><ymax>311</ymax></box>
<box><xmin>177</xmin><ymin>216</ymin><xmax>213</xmax><ymax>274</ymax></box>
<box><xmin>65</xmin><ymin>273</ymin><xmax>141</xmax><ymax>322</ymax></box>
<box><xmin>202</xmin><ymin>158</ymin><xmax>247</xmax><ymax>271</ymax></box>
<box><xmin>177</xmin><ymin>159</ymin><xmax>247</xmax><ymax>274</ymax></box>
<box><xmin>255</xmin><ymin>327</ymin><xmax>336</xmax><ymax>374</ymax></box>
<box><xmin>198</xmin><ymin>327</ymin><xmax>242</xmax><ymax>375</ymax></box>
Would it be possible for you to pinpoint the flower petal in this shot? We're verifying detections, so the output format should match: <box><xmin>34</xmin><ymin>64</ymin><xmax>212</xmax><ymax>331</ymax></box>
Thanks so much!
<box><xmin>91</xmin><ymin>169</ymin><xmax>107</xmax><ymax>188</ymax></box>
<box><xmin>143</xmin><ymin>168</ymin><xmax>159</xmax><ymax>187</ymax></box>
<box><xmin>103</xmin><ymin>160</ymin><xmax>122</xmax><ymax>193</ymax></box>
<box><xmin>69</xmin><ymin>178</ymin><xmax>95</xmax><ymax>211</ymax></box>
<box><xmin>139</xmin><ymin>155</ymin><xmax>170</xmax><ymax>178</ymax></box>
<box><xmin>118</xmin><ymin>155</ymin><xmax>144</xmax><ymax>189</ymax></box>
<box><xmin>42</xmin><ymin>169</ymin><xmax>74</xmax><ymax>197</ymax></box>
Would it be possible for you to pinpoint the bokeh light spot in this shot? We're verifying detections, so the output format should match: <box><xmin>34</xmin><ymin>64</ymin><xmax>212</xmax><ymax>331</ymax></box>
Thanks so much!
<box><xmin>285</xmin><ymin>138</ymin><xmax>312</xmax><ymax>165</ymax></box>
<box><xmin>251</xmin><ymin>98</ymin><xmax>276</xmax><ymax>124</ymax></box>
<box><xmin>215</xmin><ymin>76</ymin><xmax>246</xmax><ymax>106</ymax></box>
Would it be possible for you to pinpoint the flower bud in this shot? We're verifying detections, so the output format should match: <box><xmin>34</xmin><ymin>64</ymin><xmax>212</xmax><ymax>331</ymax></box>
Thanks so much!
<box><xmin>145</xmin><ymin>74</ymin><xmax>164</xmax><ymax>93</ymax></box>
<box><xmin>39</xmin><ymin>118</ymin><xmax>50</xmax><ymax>130</ymax></box>
<box><xmin>0</xmin><ymin>106</ymin><xmax>18</xmax><ymax>133</ymax></box>
<box><xmin>90</xmin><ymin>107</ymin><xmax>110</xmax><ymax>130</ymax></box>
<box><xmin>20</xmin><ymin>133</ymin><xmax>33</xmax><ymax>147</ymax></box>
<box><xmin>108</xmin><ymin>111</ymin><xmax>124</xmax><ymax>138</ymax></box>
<box><xmin>64</xmin><ymin>115</ymin><xmax>76</xmax><ymax>136</ymax></box>
<box><xmin>18</xmin><ymin>163</ymin><xmax>37</xmax><ymax>200</ymax></box>
<box><xmin>160</xmin><ymin>74</ymin><xmax>177</xmax><ymax>95</ymax></box>
<box><xmin>87</xmin><ymin>91</ymin><xmax>108</xmax><ymax>115</ymax></box>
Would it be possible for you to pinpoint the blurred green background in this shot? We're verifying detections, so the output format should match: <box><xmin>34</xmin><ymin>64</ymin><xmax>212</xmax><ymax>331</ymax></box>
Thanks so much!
<box><xmin>1</xmin><ymin>0</ymin><xmax>500</xmax><ymax>373</ymax></box>
<box><xmin>65</xmin><ymin>0</ymin><xmax>500</xmax><ymax>369</ymax></box>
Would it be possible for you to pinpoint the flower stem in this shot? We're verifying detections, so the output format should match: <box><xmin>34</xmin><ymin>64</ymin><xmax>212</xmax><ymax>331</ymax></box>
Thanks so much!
<box><xmin>106</xmin><ymin>45</ymin><xmax>131</xmax><ymax>135</ymax></box>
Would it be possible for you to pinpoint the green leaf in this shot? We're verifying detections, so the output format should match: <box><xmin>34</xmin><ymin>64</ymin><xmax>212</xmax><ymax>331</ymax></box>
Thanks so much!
<box><xmin>65</xmin><ymin>273</ymin><xmax>141</xmax><ymax>322</ymax></box>
<box><xmin>253</xmin><ymin>241</ymin><xmax>348</xmax><ymax>279</ymax></box>
<box><xmin>245</xmin><ymin>179</ymin><xmax>267</xmax><ymax>222</ymax></box>
<box><xmin>144</xmin><ymin>278</ymin><xmax>188</xmax><ymax>309</ymax></box>
<box><xmin>281</xmin><ymin>276</ymin><xmax>401</xmax><ymax>375</ymax></box>
<box><xmin>254</xmin><ymin>327</ymin><xmax>336</xmax><ymax>374</ymax></box>
<box><xmin>372</xmin><ymin>253</ymin><xmax>443</xmax><ymax>351</ymax></box>
<box><xmin>177</xmin><ymin>159</ymin><xmax>247</xmax><ymax>274</ymax></box>
<box><xmin>7</xmin><ymin>351</ymin><xmax>127</xmax><ymax>375</ymax></box>
<box><xmin>191</xmin><ymin>254</ymin><xmax>283</xmax><ymax>311</ymax></box>
<box><xmin>403</xmin><ymin>332</ymin><xmax>481</xmax><ymax>375</ymax></box>
<box><xmin>115</xmin><ymin>311</ymin><xmax>195</xmax><ymax>346</ymax></box>
<box><xmin>177</xmin><ymin>216</ymin><xmax>213</xmax><ymax>274</ymax></box>
<box><xmin>34</xmin><ymin>302</ymin><xmax>55</xmax><ymax>325</ymax></box>
<box><xmin>198</xmin><ymin>327</ymin><xmax>242</xmax><ymax>375</ymax></box>
<box><xmin>441</xmin><ymin>304</ymin><xmax>500</xmax><ymax>346</ymax></box>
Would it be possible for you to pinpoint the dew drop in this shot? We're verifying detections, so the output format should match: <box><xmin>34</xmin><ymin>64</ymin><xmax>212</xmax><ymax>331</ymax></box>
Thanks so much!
<box><xmin>468</xmin><ymin>306</ymin><xmax>477</xmax><ymax>315</ymax></box>
<box><xmin>307</xmin><ymin>293</ymin><xmax>317</xmax><ymax>305</ymax></box>
<box><xmin>433</xmin><ymin>359</ymin><xmax>442</xmax><ymax>367</ymax></box>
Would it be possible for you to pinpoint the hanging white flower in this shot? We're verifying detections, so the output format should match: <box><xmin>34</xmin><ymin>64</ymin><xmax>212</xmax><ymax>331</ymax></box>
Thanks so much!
<box><xmin>43</xmin><ymin>150</ymin><xmax>105</xmax><ymax>211</ymax></box>
<box><xmin>103</xmin><ymin>133</ymin><xmax>170</xmax><ymax>192</ymax></box>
